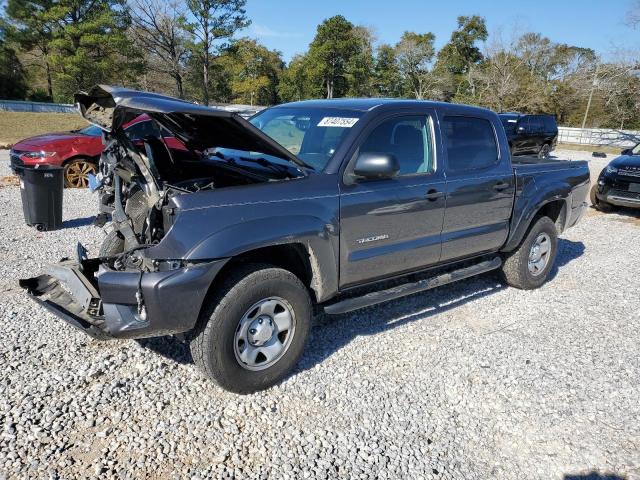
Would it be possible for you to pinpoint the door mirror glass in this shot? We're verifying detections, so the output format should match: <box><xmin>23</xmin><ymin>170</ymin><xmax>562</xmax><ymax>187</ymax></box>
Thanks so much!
<box><xmin>353</xmin><ymin>152</ymin><xmax>400</xmax><ymax>180</ymax></box>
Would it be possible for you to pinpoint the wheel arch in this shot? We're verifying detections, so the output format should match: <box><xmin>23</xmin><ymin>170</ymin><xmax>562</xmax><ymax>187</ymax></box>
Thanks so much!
<box><xmin>503</xmin><ymin>196</ymin><xmax>569</xmax><ymax>252</ymax></box>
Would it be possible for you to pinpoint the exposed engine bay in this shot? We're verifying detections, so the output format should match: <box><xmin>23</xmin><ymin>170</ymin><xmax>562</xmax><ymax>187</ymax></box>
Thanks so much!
<box><xmin>79</xmin><ymin>86</ymin><xmax>308</xmax><ymax>273</ymax></box>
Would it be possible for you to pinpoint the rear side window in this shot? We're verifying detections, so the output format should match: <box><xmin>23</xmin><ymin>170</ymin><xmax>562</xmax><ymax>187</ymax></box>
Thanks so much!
<box><xmin>542</xmin><ymin>116</ymin><xmax>557</xmax><ymax>131</ymax></box>
<box><xmin>441</xmin><ymin>116</ymin><xmax>498</xmax><ymax>173</ymax></box>
<box><xmin>528</xmin><ymin>116</ymin><xmax>544</xmax><ymax>133</ymax></box>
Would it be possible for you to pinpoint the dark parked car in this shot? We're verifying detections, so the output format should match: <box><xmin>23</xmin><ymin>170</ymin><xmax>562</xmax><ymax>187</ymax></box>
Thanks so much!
<box><xmin>21</xmin><ymin>86</ymin><xmax>590</xmax><ymax>394</ymax></box>
<box><xmin>499</xmin><ymin>113</ymin><xmax>558</xmax><ymax>158</ymax></box>
<box><xmin>591</xmin><ymin>143</ymin><xmax>640</xmax><ymax>211</ymax></box>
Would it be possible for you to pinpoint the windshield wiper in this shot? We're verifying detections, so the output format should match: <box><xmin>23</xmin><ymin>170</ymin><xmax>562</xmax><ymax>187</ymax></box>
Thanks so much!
<box><xmin>213</xmin><ymin>151</ymin><xmax>297</xmax><ymax>178</ymax></box>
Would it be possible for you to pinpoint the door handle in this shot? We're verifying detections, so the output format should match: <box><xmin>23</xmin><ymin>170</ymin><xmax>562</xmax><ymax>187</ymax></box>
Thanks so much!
<box><xmin>425</xmin><ymin>189</ymin><xmax>444</xmax><ymax>201</ymax></box>
<box><xmin>493</xmin><ymin>182</ymin><xmax>509</xmax><ymax>191</ymax></box>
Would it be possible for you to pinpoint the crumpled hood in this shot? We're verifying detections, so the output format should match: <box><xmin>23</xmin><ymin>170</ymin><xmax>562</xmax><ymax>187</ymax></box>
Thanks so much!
<box><xmin>74</xmin><ymin>85</ymin><xmax>309</xmax><ymax>169</ymax></box>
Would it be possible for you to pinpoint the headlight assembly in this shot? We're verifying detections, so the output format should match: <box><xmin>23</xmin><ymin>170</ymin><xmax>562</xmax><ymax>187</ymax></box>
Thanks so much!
<box><xmin>22</xmin><ymin>151</ymin><xmax>56</xmax><ymax>159</ymax></box>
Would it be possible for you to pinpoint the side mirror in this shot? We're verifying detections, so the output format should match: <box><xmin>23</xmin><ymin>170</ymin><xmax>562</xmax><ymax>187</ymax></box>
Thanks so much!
<box><xmin>621</xmin><ymin>148</ymin><xmax>632</xmax><ymax>155</ymax></box>
<box><xmin>353</xmin><ymin>152</ymin><xmax>400</xmax><ymax>180</ymax></box>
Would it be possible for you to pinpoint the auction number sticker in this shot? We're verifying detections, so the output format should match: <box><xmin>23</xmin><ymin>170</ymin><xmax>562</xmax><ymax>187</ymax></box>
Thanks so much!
<box><xmin>317</xmin><ymin>117</ymin><xmax>359</xmax><ymax>128</ymax></box>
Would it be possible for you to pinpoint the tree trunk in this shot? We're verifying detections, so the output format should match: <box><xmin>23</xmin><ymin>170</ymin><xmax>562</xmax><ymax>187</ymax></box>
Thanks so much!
<box><xmin>202</xmin><ymin>52</ymin><xmax>209</xmax><ymax>105</ymax></box>
<box><xmin>45</xmin><ymin>61</ymin><xmax>53</xmax><ymax>100</ymax></box>
<box><xmin>326</xmin><ymin>78</ymin><xmax>333</xmax><ymax>99</ymax></box>
<box><xmin>175</xmin><ymin>74</ymin><xmax>184</xmax><ymax>99</ymax></box>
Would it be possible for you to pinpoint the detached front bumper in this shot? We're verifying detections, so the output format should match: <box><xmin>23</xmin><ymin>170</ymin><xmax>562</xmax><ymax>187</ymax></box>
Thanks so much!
<box><xmin>20</xmin><ymin>257</ymin><xmax>227</xmax><ymax>340</ymax></box>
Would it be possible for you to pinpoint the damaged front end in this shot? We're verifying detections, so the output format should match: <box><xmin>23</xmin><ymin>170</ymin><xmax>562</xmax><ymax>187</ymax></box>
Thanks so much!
<box><xmin>20</xmin><ymin>85</ymin><xmax>306</xmax><ymax>339</ymax></box>
<box><xmin>20</xmin><ymin>249</ymin><xmax>227</xmax><ymax>339</ymax></box>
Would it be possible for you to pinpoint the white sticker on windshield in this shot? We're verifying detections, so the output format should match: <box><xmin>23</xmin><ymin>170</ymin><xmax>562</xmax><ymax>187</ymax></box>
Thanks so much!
<box><xmin>317</xmin><ymin>117</ymin><xmax>359</xmax><ymax>128</ymax></box>
<box><xmin>507</xmin><ymin>119</ymin><xmax>517</xmax><ymax>123</ymax></box>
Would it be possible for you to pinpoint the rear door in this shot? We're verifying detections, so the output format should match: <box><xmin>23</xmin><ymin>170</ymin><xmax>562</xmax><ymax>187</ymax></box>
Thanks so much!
<box><xmin>440</xmin><ymin>115</ymin><xmax>515</xmax><ymax>262</ymax></box>
<box><xmin>339</xmin><ymin>110</ymin><xmax>446</xmax><ymax>287</ymax></box>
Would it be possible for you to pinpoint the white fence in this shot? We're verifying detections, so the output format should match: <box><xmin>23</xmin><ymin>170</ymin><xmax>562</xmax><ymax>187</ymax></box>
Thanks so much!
<box><xmin>0</xmin><ymin>99</ymin><xmax>264</xmax><ymax>118</ymax></box>
<box><xmin>558</xmin><ymin>126</ymin><xmax>640</xmax><ymax>148</ymax></box>
<box><xmin>0</xmin><ymin>100</ymin><xmax>76</xmax><ymax>113</ymax></box>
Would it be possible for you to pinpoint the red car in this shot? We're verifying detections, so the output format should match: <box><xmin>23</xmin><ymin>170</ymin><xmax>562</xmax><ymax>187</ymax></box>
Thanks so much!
<box><xmin>10</xmin><ymin>115</ymin><xmax>173</xmax><ymax>188</ymax></box>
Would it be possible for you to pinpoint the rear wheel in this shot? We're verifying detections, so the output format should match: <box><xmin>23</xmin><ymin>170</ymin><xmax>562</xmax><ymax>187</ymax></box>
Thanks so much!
<box><xmin>190</xmin><ymin>264</ymin><xmax>312</xmax><ymax>394</ymax></box>
<box><xmin>538</xmin><ymin>143</ymin><xmax>551</xmax><ymax>159</ymax></box>
<box><xmin>501</xmin><ymin>216</ymin><xmax>558</xmax><ymax>289</ymax></box>
<box><xmin>63</xmin><ymin>158</ymin><xmax>97</xmax><ymax>188</ymax></box>
<box><xmin>590</xmin><ymin>184</ymin><xmax>614</xmax><ymax>212</ymax></box>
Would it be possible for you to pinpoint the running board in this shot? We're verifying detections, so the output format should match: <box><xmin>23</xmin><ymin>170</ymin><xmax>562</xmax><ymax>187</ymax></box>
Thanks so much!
<box><xmin>323</xmin><ymin>257</ymin><xmax>502</xmax><ymax>315</ymax></box>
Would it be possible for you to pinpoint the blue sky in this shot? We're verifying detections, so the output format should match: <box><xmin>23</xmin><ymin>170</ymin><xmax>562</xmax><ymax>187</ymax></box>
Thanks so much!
<box><xmin>243</xmin><ymin>0</ymin><xmax>638</xmax><ymax>62</ymax></box>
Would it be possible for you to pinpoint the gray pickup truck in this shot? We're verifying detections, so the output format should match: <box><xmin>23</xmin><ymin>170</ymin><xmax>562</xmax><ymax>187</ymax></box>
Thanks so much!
<box><xmin>21</xmin><ymin>86</ymin><xmax>590</xmax><ymax>393</ymax></box>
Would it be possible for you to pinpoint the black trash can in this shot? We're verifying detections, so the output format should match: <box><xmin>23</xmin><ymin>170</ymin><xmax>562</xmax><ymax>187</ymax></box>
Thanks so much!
<box><xmin>18</xmin><ymin>165</ymin><xmax>64</xmax><ymax>231</ymax></box>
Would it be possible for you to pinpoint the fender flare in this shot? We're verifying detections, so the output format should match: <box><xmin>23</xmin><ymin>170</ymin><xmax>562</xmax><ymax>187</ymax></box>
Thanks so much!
<box><xmin>186</xmin><ymin>215</ymin><xmax>340</xmax><ymax>302</ymax></box>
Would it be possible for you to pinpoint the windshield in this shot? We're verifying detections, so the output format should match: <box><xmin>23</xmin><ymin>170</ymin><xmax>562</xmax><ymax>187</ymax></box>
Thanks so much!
<box><xmin>249</xmin><ymin>107</ymin><xmax>363</xmax><ymax>171</ymax></box>
<box><xmin>632</xmin><ymin>143</ymin><xmax>640</xmax><ymax>155</ymax></box>
<box><xmin>78</xmin><ymin>125</ymin><xmax>103</xmax><ymax>136</ymax></box>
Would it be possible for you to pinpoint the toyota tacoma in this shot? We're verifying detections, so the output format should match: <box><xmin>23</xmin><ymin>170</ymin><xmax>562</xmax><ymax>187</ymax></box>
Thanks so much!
<box><xmin>20</xmin><ymin>86</ymin><xmax>590</xmax><ymax>394</ymax></box>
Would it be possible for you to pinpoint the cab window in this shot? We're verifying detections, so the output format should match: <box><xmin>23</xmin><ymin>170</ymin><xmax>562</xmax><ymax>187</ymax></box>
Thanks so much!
<box><xmin>441</xmin><ymin>116</ymin><xmax>498</xmax><ymax>173</ymax></box>
<box><xmin>358</xmin><ymin>116</ymin><xmax>434</xmax><ymax>176</ymax></box>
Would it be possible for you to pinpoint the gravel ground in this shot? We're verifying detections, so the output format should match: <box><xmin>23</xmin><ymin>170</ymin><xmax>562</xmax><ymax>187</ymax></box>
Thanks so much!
<box><xmin>0</xmin><ymin>149</ymin><xmax>639</xmax><ymax>480</ymax></box>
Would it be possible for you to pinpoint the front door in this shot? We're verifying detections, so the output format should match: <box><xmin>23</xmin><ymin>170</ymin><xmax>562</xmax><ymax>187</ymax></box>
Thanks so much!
<box><xmin>439</xmin><ymin>114</ymin><xmax>515</xmax><ymax>262</ymax></box>
<box><xmin>339</xmin><ymin>112</ymin><xmax>446</xmax><ymax>287</ymax></box>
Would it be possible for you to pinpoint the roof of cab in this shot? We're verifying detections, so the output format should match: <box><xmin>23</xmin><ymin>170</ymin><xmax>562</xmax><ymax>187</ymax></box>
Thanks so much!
<box><xmin>278</xmin><ymin>98</ymin><xmax>495</xmax><ymax>115</ymax></box>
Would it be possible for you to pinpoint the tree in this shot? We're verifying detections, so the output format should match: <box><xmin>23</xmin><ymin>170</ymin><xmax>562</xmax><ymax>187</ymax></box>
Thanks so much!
<box><xmin>306</xmin><ymin>15</ymin><xmax>360</xmax><ymax>98</ymax></box>
<box><xmin>278</xmin><ymin>54</ymin><xmax>310</xmax><ymax>102</ymax></box>
<box><xmin>373</xmin><ymin>43</ymin><xmax>402</xmax><ymax>97</ymax></box>
<box><xmin>395</xmin><ymin>31</ymin><xmax>438</xmax><ymax>99</ymax></box>
<box><xmin>219</xmin><ymin>38</ymin><xmax>283</xmax><ymax>105</ymax></box>
<box><xmin>5</xmin><ymin>0</ymin><xmax>56</xmax><ymax>99</ymax></box>
<box><xmin>0</xmin><ymin>19</ymin><xmax>28</xmax><ymax>99</ymax></box>
<box><xmin>434</xmin><ymin>15</ymin><xmax>487</xmax><ymax>100</ymax></box>
<box><xmin>435</xmin><ymin>15</ymin><xmax>487</xmax><ymax>76</ymax></box>
<box><xmin>345</xmin><ymin>25</ymin><xmax>375</xmax><ymax>97</ymax></box>
<box><xmin>185</xmin><ymin>0</ymin><xmax>249</xmax><ymax>105</ymax></box>
<box><xmin>129</xmin><ymin>0</ymin><xmax>190</xmax><ymax>98</ymax></box>
<box><xmin>45</xmin><ymin>0</ymin><xmax>143</xmax><ymax>101</ymax></box>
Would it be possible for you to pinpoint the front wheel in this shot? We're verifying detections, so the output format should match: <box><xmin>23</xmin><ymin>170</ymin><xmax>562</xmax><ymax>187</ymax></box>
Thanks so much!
<box><xmin>589</xmin><ymin>184</ymin><xmax>614</xmax><ymax>212</ymax></box>
<box><xmin>190</xmin><ymin>264</ymin><xmax>312</xmax><ymax>394</ymax></box>
<box><xmin>501</xmin><ymin>216</ymin><xmax>558</xmax><ymax>290</ymax></box>
<box><xmin>63</xmin><ymin>158</ymin><xmax>97</xmax><ymax>188</ymax></box>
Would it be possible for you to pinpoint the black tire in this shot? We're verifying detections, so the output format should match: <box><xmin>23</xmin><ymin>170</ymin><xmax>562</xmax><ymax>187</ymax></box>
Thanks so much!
<box><xmin>589</xmin><ymin>184</ymin><xmax>614</xmax><ymax>212</ymax></box>
<box><xmin>190</xmin><ymin>263</ymin><xmax>312</xmax><ymax>394</ymax></box>
<box><xmin>99</xmin><ymin>230</ymin><xmax>125</xmax><ymax>257</ymax></box>
<box><xmin>501</xmin><ymin>216</ymin><xmax>558</xmax><ymax>290</ymax></box>
<box><xmin>538</xmin><ymin>143</ymin><xmax>551</xmax><ymax>159</ymax></box>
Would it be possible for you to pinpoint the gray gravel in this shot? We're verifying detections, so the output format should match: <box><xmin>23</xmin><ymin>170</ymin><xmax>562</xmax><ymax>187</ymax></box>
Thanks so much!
<box><xmin>1</xmin><ymin>149</ymin><xmax>639</xmax><ymax>480</ymax></box>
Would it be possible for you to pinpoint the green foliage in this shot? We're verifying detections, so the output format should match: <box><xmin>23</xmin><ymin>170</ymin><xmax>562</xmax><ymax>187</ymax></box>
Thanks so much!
<box><xmin>185</xmin><ymin>0</ymin><xmax>249</xmax><ymax>104</ymax></box>
<box><xmin>1</xmin><ymin>5</ymin><xmax>638</xmax><ymax>128</ymax></box>
<box><xmin>218</xmin><ymin>37</ymin><xmax>283</xmax><ymax>105</ymax></box>
<box><xmin>305</xmin><ymin>15</ymin><xmax>360</xmax><ymax>98</ymax></box>
<box><xmin>435</xmin><ymin>15</ymin><xmax>487</xmax><ymax>76</ymax></box>
<box><xmin>395</xmin><ymin>31</ymin><xmax>437</xmax><ymax>99</ymax></box>
<box><xmin>278</xmin><ymin>54</ymin><xmax>309</xmax><ymax>102</ymax></box>
<box><xmin>373</xmin><ymin>44</ymin><xmax>401</xmax><ymax>97</ymax></box>
<box><xmin>0</xmin><ymin>41</ymin><xmax>28</xmax><ymax>99</ymax></box>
